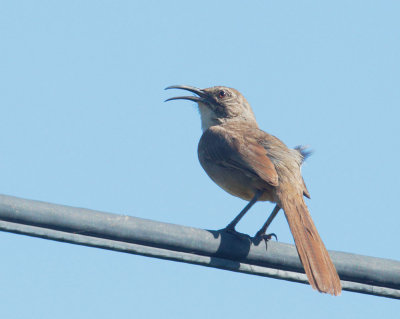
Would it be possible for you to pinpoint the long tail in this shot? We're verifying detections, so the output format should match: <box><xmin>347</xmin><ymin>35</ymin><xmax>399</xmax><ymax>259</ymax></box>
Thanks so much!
<box><xmin>278</xmin><ymin>189</ymin><xmax>342</xmax><ymax>295</ymax></box>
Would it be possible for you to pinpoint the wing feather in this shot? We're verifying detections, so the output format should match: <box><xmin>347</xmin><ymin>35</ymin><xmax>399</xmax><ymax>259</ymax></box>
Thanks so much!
<box><xmin>199</xmin><ymin>127</ymin><xmax>279</xmax><ymax>187</ymax></box>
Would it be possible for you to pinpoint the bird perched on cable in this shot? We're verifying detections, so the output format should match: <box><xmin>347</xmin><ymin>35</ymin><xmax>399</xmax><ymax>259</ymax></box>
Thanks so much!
<box><xmin>165</xmin><ymin>85</ymin><xmax>341</xmax><ymax>295</ymax></box>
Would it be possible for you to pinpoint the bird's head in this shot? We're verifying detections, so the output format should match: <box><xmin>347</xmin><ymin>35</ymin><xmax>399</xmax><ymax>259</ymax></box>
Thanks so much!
<box><xmin>166</xmin><ymin>85</ymin><xmax>257</xmax><ymax>131</ymax></box>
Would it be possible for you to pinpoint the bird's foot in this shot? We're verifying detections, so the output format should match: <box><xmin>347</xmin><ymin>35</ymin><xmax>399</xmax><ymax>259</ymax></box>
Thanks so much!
<box><xmin>253</xmin><ymin>231</ymin><xmax>278</xmax><ymax>244</ymax></box>
<box><xmin>218</xmin><ymin>226</ymin><xmax>252</xmax><ymax>241</ymax></box>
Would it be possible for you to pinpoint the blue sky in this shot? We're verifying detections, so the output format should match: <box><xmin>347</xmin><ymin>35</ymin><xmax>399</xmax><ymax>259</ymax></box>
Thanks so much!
<box><xmin>0</xmin><ymin>1</ymin><xmax>399</xmax><ymax>318</ymax></box>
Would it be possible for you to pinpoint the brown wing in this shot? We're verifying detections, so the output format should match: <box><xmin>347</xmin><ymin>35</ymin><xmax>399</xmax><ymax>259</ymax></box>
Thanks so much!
<box><xmin>198</xmin><ymin>126</ymin><xmax>279</xmax><ymax>187</ymax></box>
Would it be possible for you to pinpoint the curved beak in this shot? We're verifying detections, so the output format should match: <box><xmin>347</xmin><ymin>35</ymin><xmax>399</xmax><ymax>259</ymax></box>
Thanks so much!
<box><xmin>165</xmin><ymin>85</ymin><xmax>208</xmax><ymax>103</ymax></box>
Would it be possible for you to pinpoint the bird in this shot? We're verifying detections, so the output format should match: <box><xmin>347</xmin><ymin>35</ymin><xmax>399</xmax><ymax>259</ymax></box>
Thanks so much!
<box><xmin>165</xmin><ymin>85</ymin><xmax>341</xmax><ymax>295</ymax></box>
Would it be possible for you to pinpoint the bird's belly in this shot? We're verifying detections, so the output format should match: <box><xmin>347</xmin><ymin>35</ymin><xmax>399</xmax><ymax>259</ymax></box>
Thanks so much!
<box><xmin>199</xmin><ymin>160</ymin><xmax>275</xmax><ymax>202</ymax></box>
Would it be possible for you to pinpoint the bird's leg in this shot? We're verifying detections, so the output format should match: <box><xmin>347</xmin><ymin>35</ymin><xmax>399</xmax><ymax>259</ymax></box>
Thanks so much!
<box><xmin>254</xmin><ymin>204</ymin><xmax>280</xmax><ymax>241</ymax></box>
<box><xmin>220</xmin><ymin>190</ymin><xmax>263</xmax><ymax>239</ymax></box>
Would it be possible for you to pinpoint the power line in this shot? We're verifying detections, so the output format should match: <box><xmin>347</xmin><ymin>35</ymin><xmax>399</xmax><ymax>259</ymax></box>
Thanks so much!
<box><xmin>0</xmin><ymin>194</ymin><xmax>399</xmax><ymax>299</ymax></box>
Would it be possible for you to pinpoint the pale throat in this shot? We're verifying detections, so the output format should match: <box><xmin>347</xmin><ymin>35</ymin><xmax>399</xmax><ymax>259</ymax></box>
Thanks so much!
<box><xmin>197</xmin><ymin>102</ymin><xmax>258</xmax><ymax>132</ymax></box>
<box><xmin>198</xmin><ymin>103</ymin><xmax>219</xmax><ymax>132</ymax></box>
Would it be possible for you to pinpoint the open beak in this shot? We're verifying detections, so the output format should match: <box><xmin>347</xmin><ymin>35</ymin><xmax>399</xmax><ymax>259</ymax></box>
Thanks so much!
<box><xmin>165</xmin><ymin>85</ymin><xmax>208</xmax><ymax>103</ymax></box>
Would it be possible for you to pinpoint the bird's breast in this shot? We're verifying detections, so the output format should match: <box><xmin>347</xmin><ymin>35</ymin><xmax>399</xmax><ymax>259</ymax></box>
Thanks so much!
<box><xmin>197</xmin><ymin>127</ymin><xmax>275</xmax><ymax>202</ymax></box>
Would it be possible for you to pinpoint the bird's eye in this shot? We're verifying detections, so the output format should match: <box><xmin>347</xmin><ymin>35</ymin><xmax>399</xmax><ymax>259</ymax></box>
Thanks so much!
<box><xmin>218</xmin><ymin>90</ymin><xmax>226</xmax><ymax>98</ymax></box>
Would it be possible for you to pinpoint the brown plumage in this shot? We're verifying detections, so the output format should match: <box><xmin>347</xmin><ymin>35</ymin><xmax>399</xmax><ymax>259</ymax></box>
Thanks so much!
<box><xmin>277</xmin><ymin>184</ymin><xmax>341</xmax><ymax>295</ymax></box>
<box><xmin>166</xmin><ymin>85</ymin><xmax>342</xmax><ymax>295</ymax></box>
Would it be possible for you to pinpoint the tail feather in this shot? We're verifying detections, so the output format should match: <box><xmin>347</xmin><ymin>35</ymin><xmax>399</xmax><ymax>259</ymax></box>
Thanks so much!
<box><xmin>279</xmin><ymin>191</ymin><xmax>341</xmax><ymax>295</ymax></box>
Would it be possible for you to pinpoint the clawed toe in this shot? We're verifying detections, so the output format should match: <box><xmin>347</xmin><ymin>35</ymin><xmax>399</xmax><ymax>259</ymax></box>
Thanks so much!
<box><xmin>254</xmin><ymin>231</ymin><xmax>278</xmax><ymax>242</ymax></box>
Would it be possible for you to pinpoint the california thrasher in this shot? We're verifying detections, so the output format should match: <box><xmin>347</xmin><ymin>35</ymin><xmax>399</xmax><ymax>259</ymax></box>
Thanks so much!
<box><xmin>165</xmin><ymin>85</ymin><xmax>341</xmax><ymax>295</ymax></box>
